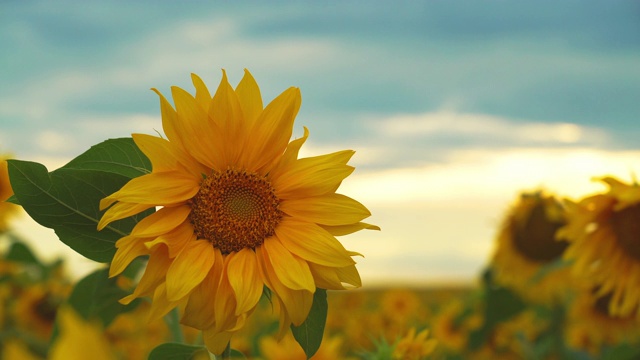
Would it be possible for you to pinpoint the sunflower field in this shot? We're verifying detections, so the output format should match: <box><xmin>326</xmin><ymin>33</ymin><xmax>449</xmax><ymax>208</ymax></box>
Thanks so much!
<box><xmin>2</xmin><ymin>70</ymin><xmax>640</xmax><ymax>360</ymax></box>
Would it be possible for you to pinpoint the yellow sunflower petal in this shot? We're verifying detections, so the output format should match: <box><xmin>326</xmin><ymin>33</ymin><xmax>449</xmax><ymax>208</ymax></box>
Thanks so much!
<box><xmin>274</xmin><ymin>296</ymin><xmax>293</xmax><ymax>340</ymax></box>
<box><xmin>598</xmin><ymin>176</ymin><xmax>640</xmax><ymax>210</ymax></box>
<box><xmin>275</xmin><ymin>218</ymin><xmax>355</xmax><ymax>267</ymax></box>
<box><xmin>242</xmin><ymin>87</ymin><xmax>301</xmax><ymax>173</ymax></box>
<box><xmin>132</xmin><ymin>133</ymin><xmax>207</xmax><ymax>177</ymax></box>
<box><xmin>308</xmin><ymin>262</ymin><xmax>346</xmax><ymax>290</ymax></box>
<box><xmin>209</xmin><ymin>70</ymin><xmax>244</xmax><ymax>166</ymax></box>
<box><xmin>321</xmin><ymin>222</ymin><xmax>381</xmax><ymax>236</ymax></box>
<box><xmin>101</xmin><ymin>171</ymin><xmax>199</xmax><ymax>207</ymax></box>
<box><xmin>336</xmin><ymin>264</ymin><xmax>362</xmax><ymax>288</ymax></box>
<box><xmin>280</xmin><ymin>193</ymin><xmax>371</xmax><ymax>226</ymax></box>
<box><xmin>214</xmin><ymin>260</ymin><xmax>238</xmax><ymax>332</ymax></box>
<box><xmin>191</xmin><ymin>73</ymin><xmax>212</xmax><ymax>111</ymax></box>
<box><xmin>262</xmin><ymin>236</ymin><xmax>315</xmax><ymax>292</ymax></box>
<box><xmin>227</xmin><ymin>248</ymin><xmax>263</xmax><ymax>315</ymax></box>
<box><xmin>148</xmin><ymin>282</ymin><xmax>185</xmax><ymax>321</ymax></box>
<box><xmin>109</xmin><ymin>235</ymin><xmax>149</xmax><ymax>277</ymax></box>
<box><xmin>130</xmin><ymin>205</ymin><xmax>190</xmax><ymax>238</ymax></box>
<box><xmin>172</xmin><ymin>86</ymin><xmax>226</xmax><ymax>171</ymax></box>
<box><xmin>182</xmin><ymin>248</ymin><xmax>223</xmax><ymax>329</ymax></box>
<box><xmin>132</xmin><ymin>133</ymin><xmax>178</xmax><ymax>171</ymax></box>
<box><xmin>268</xmin><ymin>127</ymin><xmax>310</xmax><ymax>182</ymax></box>
<box><xmin>257</xmin><ymin>245</ymin><xmax>314</xmax><ymax>326</ymax></box>
<box><xmin>120</xmin><ymin>246</ymin><xmax>171</xmax><ymax>305</ymax></box>
<box><xmin>151</xmin><ymin>88</ymin><xmax>185</xmax><ymax>151</ymax></box>
<box><xmin>144</xmin><ymin>221</ymin><xmax>194</xmax><ymax>258</ymax></box>
<box><xmin>166</xmin><ymin>239</ymin><xmax>215</xmax><ymax>301</ymax></box>
<box><xmin>203</xmin><ymin>328</ymin><xmax>234</xmax><ymax>356</ymax></box>
<box><xmin>235</xmin><ymin>69</ymin><xmax>263</xmax><ymax>128</ymax></box>
<box><xmin>98</xmin><ymin>202</ymin><xmax>155</xmax><ymax>230</ymax></box>
<box><xmin>273</xmin><ymin>150</ymin><xmax>355</xmax><ymax>199</ymax></box>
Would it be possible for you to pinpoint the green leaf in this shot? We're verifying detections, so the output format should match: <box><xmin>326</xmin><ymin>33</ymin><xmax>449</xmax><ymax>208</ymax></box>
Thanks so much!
<box><xmin>64</xmin><ymin>137</ymin><xmax>151</xmax><ymax>177</ymax></box>
<box><xmin>468</xmin><ymin>269</ymin><xmax>526</xmax><ymax>350</ymax></box>
<box><xmin>602</xmin><ymin>343</ymin><xmax>640</xmax><ymax>360</ymax></box>
<box><xmin>291</xmin><ymin>288</ymin><xmax>327</xmax><ymax>359</ymax></box>
<box><xmin>66</xmin><ymin>268</ymin><xmax>140</xmax><ymax>327</ymax></box>
<box><xmin>6</xmin><ymin>194</ymin><xmax>19</xmax><ymax>205</ymax></box>
<box><xmin>229</xmin><ymin>349</ymin><xmax>248</xmax><ymax>359</ymax></box>
<box><xmin>7</xmin><ymin>138</ymin><xmax>153</xmax><ymax>263</ymax></box>
<box><xmin>148</xmin><ymin>343</ymin><xmax>208</xmax><ymax>360</ymax></box>
<box><xmin>5</xmin><ymin>241</ymin><xmax>40</xmax><ymax>265</ymax></box>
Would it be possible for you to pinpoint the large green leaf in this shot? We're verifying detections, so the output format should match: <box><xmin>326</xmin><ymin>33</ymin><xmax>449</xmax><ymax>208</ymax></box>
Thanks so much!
<box><xmin>291</xmin><ymin>288</ymin><xmax>327</xmax><ymax>359</ymax></box>
<box><xmin>63</xmin><ymin>137</ymin><xmax>151</xmax><ymax>177</ymax></box>
<box><xmin>66</xmin><ymin>268</ymin><xmax>140</xmax><ymax>327</ymax></box>
<box><xmin>7</xmin><ymin>138</ymin><xmax>153</xmax><ymax>263</ymax></box>
<box><xmin>148</xmin><ymin>343</ymin><xmax>208</xmax><ymax>360</ymax></box>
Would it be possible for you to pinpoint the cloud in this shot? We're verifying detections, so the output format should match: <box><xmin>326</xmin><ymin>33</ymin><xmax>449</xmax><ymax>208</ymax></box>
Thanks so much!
<box><xmin>371</xmin><ymin>110</ymin><xmax>609</xmax><ymax>145</ymax></box>
<box><xmin>334</xmin><ymin>146</ymin><xmax>640</xmax><ymax>282</ymax></box>
<box><xmin>36</xmin><ymin>131</ymin><xmax>75</xmax><ymax>153</ymax></box>
<box><xmin>342</xmin><ymin>147</ymin><xmax>640</xmax><ymax>206</ymax></box>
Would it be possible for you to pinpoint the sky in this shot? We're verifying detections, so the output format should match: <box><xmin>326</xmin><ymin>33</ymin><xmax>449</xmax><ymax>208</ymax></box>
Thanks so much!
<box><xmin>2</xmin><ymin>1</ymin><xmax>640</xmax><ymax>284</ymax></box>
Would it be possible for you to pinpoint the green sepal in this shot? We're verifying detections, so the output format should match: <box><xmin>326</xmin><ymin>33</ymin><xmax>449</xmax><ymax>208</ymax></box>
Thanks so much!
<box><xmin>291</xmin><ymin>288</ymin><xmax>328</xmax><ymax>359</ymax></box>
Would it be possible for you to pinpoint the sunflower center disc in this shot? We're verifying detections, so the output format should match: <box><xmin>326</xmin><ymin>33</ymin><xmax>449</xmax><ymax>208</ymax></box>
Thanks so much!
<box><xmin>610</xmin><ymin>203</ymin><xmax>640</xmax><ymax>261</ymax></box>
<box><xmin>189</xmin><ymin>169</ymin><xmax>282</xmax><ymax>254</ymax></box>
<box><xmin>512</xmin><ymin>202</ymin><xmax>568</xmax><ymax>262</ymax></box>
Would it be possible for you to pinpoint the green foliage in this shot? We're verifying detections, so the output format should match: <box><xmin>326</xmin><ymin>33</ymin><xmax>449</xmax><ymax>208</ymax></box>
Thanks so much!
<box><xmin>65</xmin><ymin>268</ymin><xmax>140</xmax><ymax>327</ymax></box>
<box><xmin>5</xmin><ymin>240</ymin><xmax>41</xmax><ymax>265</ymax></box>
<box><xmin>357</xmin><ymin>336</ymin><xmax>396</xmax><ymax>360</ymax></box>
<box><xmin>602</xmin><ymin>344</ymin><xmax>640</xmax><ymax>360</ymax></box>
<box><xmin>467</xmin><ymin>268</ymin><xmax>526</xmax><ymax>350</ymax></box>
<box><xmin>7</xmin><ymin>138</ymin><xmax>153</xmax><ymax>263</ymax></box>
<box><xmin>148</xmin><ymin>343</ymin><xmax>208</xmax><ymax>360</ymax></box>
<box><xmin>291</xmin><ymin>288</ymin><xmax>328</xmax><ymax>359</ymax></box>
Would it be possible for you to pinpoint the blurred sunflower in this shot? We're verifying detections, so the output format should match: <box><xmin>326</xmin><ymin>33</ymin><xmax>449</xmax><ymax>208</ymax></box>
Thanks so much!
<box><xmin>392</xmin><ymin>327</ymin><xmax>437</xmax><ymax>360</ymax></box>
<box><xmin>48</xmin><ymin>307</ymin><xmax>115</xmax><ymax>360</ymax></box>
<box><xmin>2</xmin><ymin>340</ymin><xmax>42</xmax><ymax>360</ymax></box>
<box><xmin>98</xmin><ymin>69</ymin><xmax>377</xmax><ymax>354</ymax></box>
<box><xmin>13</xmin><ymin>283</ymin><xmax>65</xmax><ymax>339</ymax></box>
<box><xmin>558</xmin><ymin>176</ymin><xmax>640</xmax><ymax>316</ymax></box>
<box><xmin>104</xmin><ymin>302</ymin><xmax>169</xmax><ymax>360</ymax></box>
<box><xmin>381</xmin><ymin>289</ymin><xmax>421</xmax><ymax>324</ymax></box>
<box><xmin>432</xmin><ymin>299</ymin><xmax>482</xmax><ymax>353</ymax></box>
<box><xmin>258</xmin><ymin>332</ymin><xmax>354</xmax><ymax>360</ymax></box>
<box><xmin>491</xmin><ymin>191</ymin><xmax>570</xmax><ymax>303</ymax></box>
<box><xmin>564</xmin><ymin>289</ymin><xmax>640</xmax><ymax>355</ymax></box>
<box><xmin>0</xmin><ymin>157</ymin><xmax>19</xmax><ymax>232</ymax></box>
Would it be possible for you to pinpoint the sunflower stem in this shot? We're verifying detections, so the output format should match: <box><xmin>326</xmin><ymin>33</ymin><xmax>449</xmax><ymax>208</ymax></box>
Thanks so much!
<box><xmin>165</xmin><ymin>307</ymin><xmax>184</xmax><ymax>344</ymax></box>
<box><xmin>221</xmin><ymin>341</ymin><xmax>231</xmax><ymax>359</ymax></box>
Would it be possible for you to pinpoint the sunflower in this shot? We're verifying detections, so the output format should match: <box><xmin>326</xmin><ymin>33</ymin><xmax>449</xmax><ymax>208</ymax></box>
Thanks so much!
<box><xmin>48</xmin><ymin>307</ymin><xmax>115</xmax><ymax>360</ymax></box>
<box><xmin>98</xmin><ymin>69</ymin><xmax>377</xmax><ymax>354</ymax></box>
<box><xmin>13</xmin><ymin>283</ymin><xmax>66</xmax><ymax>339</ymax></box>
<box><xmin>432</xmin><ymin>299</ymin><xmax>482</xmax><ymax>353</ymax></box>
<box><xmin>557</xmin><ymin>176</ymin><xmax>640</xmax><ymax>317</ymax></box>
<box><xmin>564</xmin><ymin>288</ymin><xmax>640</xmax><ymax>355</ymax></box>
<box><xmin>258</xmin><ymin>332</ymin><xmax>354</xmax><ymax>360</ymax></box>
<box><xmin>392</xmin><ymin>327</ymin><xmax>437</xmax><ymax>360</ymax></box>
<box><xmin>0</xmin><ymin>157</ymin><xmax>19</xmax><ymax>232</ymax></box>
<box><xmin>490</xmin><ymin>191</ymin><xmax>571</xmax><ymax>304</ymax></box>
